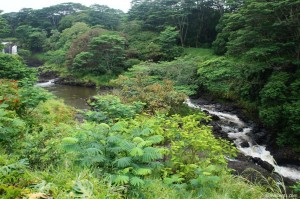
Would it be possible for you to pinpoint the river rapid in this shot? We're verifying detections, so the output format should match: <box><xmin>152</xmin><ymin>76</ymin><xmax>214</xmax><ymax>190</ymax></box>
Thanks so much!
<box><xmin>37</xmin><ymin>79</ymin><xmax>300</xmax><ymax>182</ymax></box>
<box><xmin>186</xmin><ymin>99</ymin><xmax>300</xmax><ymax>182</ymax></box>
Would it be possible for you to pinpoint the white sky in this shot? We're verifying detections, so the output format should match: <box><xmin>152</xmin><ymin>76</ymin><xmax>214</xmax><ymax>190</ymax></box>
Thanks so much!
<box><xmin>1</xmin><ymin>0</ymin><xmax>132</xmax><ymax>13</ymax></box>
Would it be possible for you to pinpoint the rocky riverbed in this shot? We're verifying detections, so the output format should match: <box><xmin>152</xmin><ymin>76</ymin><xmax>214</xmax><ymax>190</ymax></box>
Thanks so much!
<box><xmin>187</xmin><ymin>96</ymin><xmax>300</xmax><ymax>190</ymax></box>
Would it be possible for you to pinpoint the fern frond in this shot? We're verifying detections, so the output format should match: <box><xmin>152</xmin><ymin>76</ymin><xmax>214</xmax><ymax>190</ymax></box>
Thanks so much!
<box><xmin>81</xmin><ymin>154</ymin><xmax>106</xmax><ymax>167</ymax></box>
<box><xmin>119</xmin><ymin>141</ymin><xmax>135</xmax><ymax>151</ymax></box>
<box><xmin>114</xmin><ymin>157</ymin><xmax>132</xmax><ymax>168</ymax></box>
<box><xmin>149</xmin><ymin>161</ymin><xmax>164</xmax><ymax>169</ymax></box>
<box><xmin>62</xmin><ymin>143</ymin><xmax>81</xmax><ymax>153</ymax></box>
<box><xmin>62</xmin><ymin>137</ymin><xmax>80</xmax><ymax>152</ymax></box>
<box><xmin>112</xmin><ymin>175</ymin><xmax>129</xmax><ymax>185</ymax></box>
<box><xmin>130</xmin><ymin>176</ymin><xmax>144</xmax><ymax>187</ymax></box>
<box><xmin>142</xmin><ymin>147</ymin><xmax>163</xmax><ymax>162</ymax></box>
<box><xmin>109</xmin><ymin>146</ymin><xmax>123</xmax><ymax>153</ymax></box>
<box><xmin>148</xmin><ymin>135</ymin><xmax>164</xmax><ymax>144</ymax></box>
<box><xmin>62</xmin><ymin>137</ymin><xmax>79</xmax><ymax>144</ymax></box>
<box><xmin>133</xmin><ymin>137</ymin><xmax>144</xmax><ymax>143</ymax></box>
<box><xmin>98</xmin><ymin>123</ymin><xmax>110</xmax><ymax>132</ymax></box>
<box><xmin>130</xmin><ymin>147</ymin><xmax>144</xmax><ymax>157</ymax></box>
<box><xmin>107</xmin><ymin>135</ymin><xmax>121</xmax><ymax>144</ymax></box>
<box><xmin>88</xmin><ymin>142</ymin><xmax>104</xmax><ymax>151</ymax></box>
<box><xmin>110</xmin><ymin>122</ymin><xmax>126</xmax><ymax>132</ymax></box>
<box><xmin>85</xmin><ymin>148</ymin><xmax>103</xmax><ymax>156</ymax></box>
<box><xmin>140</xmin><ymin>128</ymin><xmax>152</xmax><ymax>136</ymax></box>
<box><xmin>133</xmin><ymin>168</ymin><xmax>152</xmax><ymax>176</ymax></box>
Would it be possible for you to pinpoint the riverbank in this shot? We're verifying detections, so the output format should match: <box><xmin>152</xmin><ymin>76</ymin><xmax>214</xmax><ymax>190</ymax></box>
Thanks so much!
<box><xmin>188</xmin><ymin>96</ymin><xmax>300</xmax><ymax>189</ymax></box>
<box><xmin>40</xmin><ymin>77</ymin><xmax>300</xmax><ymax>185</ymax></box>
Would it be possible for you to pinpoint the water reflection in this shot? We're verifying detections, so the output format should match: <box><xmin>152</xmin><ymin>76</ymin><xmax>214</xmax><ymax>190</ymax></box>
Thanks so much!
<box><xmin>44</xmin><ymin>84</ymin><xmax>97</xmax><ymax>109</ymax></box>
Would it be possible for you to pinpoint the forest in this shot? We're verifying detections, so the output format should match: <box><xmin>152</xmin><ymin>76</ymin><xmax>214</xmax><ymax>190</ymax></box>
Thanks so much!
<box><xmin>0</xmin><ymin>0</ymin><xmax>300</xmax><ymax>198</ymax></box>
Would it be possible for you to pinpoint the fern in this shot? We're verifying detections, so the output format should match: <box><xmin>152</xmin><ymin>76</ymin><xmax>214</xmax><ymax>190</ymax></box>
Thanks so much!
<box><xmin>133</xmin><ymin>168</ymin><xmax>152</xmax><ymax>176</ymax></box>
<box><xmin>141</xmin><ymin>147</ymin><xmax>162</xmax><ymax>162</ymax></box>
<box><xmin>113</xmin><ymin>175</ymin><xmax>130</xmax><ymax>185</ymax></box>
<box><xmin>110</xmin><ymin>122</ymin><xmax>127</xmax><ymax>132</ymax></box>
<box><xmin>130</xmin><ymin>176</ymin><xmax>144</xmax><ymax>187</ymax></box>
<box><xmin>61</xmin><ymin>137</ymin><xmax>80</xmax><ymax>152</ymax></box>
<box><xmin>130</xmin><ymin>147</ymin><xmax>144</xmax><ymax>157</ymax></box>
<box><xmin>107</xmin><ymin>135</ymin><xmax>121</xmax><ymax>144</ymax></box>
<box><xmin>114</xmin><ymin>157</ymin><xmax>132</xmax><ymax>168</ymax></box>
<box><xmin>132</xmin><ymin>137</ymin><xmax>144</xmax><ymax>144</ymax></box>
<box><xmin>85</xmin><ymin>148</ymin><xmax>103</xmax><ymax>156</ymax></box>
<box><xmin>147</xmin><ymin>135</ymin><xmax>164</xmax><ymax>144</ymax></box>
<box><xmin>119</xmin><ymin>140</ymin><xmax>135</xmax><ymax>151</ymax></box>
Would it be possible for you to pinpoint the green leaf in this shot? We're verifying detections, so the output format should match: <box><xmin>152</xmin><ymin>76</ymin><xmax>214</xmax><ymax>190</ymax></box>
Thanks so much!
<box><xmin>114</xmin><ymin>157</ymin><xmax>132</xmax><ymax>168</ymax></box>
<box><xmin>113</xmin><ymin>175</ymin><xmax>129</xmax><ymax>185</ymax></box>
<box><xmin>62</xmin><ymin>137</ymin><xmax>79</xmax><ymax>144</ymax></box>
<box><xmin>72</xmin><ymin>179</ymin><xmax>94</xmax><ymax>198</ymax></box>
<box><xmin>130</xmin><ymin>147</ymin><xmax>144</xmax><ymax>157</ymax></box>
<box><xmin>130</xmin><ymin>177</ymin><xmax>144</xmax><ymax>187</ymax></box>
<box><xmin>134</xmin><ymin>168</ymin><xmax>152</xmax><ymax>176</ymax></box>
<box><xmin>148</xmin><ymin>135</ymin><xmax>164</xmax><ymax>144</ymax></box>
<box><xmin>133</xmin><ymin>137</ymin><xmax>144</xmax><ymax>144</ymax></box>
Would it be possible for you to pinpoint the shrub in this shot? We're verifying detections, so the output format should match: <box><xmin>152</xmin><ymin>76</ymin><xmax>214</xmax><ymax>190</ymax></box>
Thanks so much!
<box><xmin>86</xmin><ymin>95</ymin><xmax>145</xmax><ymax>123</ymax></box>
<box><xmin>111</xmin><ymin>75</ymin><xmax>187</xmax><ymax>114</ymax></box>
<box><xmin>0</xmin><ymin>54</ymin><xmax>36</xmax><ymax>81</ymax></box>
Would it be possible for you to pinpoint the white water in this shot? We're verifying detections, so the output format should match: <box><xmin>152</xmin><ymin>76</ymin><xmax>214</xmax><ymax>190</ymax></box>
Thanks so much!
<box><xmin>186</xmin><ymin>99</ymin><xmax>300</xmax><ymax>181</ymax></box>
<box><xmin>36</xmin><ymin>79</ymin><xmax>56</xmax><ymax>87</ymax></box>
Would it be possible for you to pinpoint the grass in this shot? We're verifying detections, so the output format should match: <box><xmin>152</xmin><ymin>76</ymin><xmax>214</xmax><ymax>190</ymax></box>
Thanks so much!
<box><xmin>184</xmin><ymin>47</ymin><xmax>215</xmax><ymax>58</ymax></box>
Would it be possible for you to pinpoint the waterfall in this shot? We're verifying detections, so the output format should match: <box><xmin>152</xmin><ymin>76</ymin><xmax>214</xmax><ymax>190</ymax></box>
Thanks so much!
<box><xmin>186</xmin><ymin>98</ymin><xmax>300</xmax><ymax>181</ymax></box>
<box><xmin>36</xmin><ymin>79</ymin><xmax>56</xmax><ymax>87</ymax></box>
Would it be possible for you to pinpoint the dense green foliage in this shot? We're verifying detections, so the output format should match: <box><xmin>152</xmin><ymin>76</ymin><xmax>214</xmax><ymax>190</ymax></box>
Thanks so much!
<box><xmin>0</xmin><ymin>54</ymin><xmax>36</xmax><ymax>81</ymax></box>
<box><xmin>1</xmin><ymin>0</ymin><xmax>299</xmax><ymax>197</ymax></box>
<box><xmin>208</xmin><ymin>0</ymin><xmax>300</xmax><ymax>149</ymax></box>
<box><xmin>0</xmin><ymin>46</ymin><xmax>278</xmax><ymax>198</ymax></box>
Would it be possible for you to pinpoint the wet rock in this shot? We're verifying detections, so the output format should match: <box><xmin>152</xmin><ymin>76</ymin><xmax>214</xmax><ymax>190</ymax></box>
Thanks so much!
<box><xmin>211</xmin><ymin>114</ymin><xmax>220</xmax><ymax>121</ymax></box>
<box><xmin>54</xmin><ymin>77</ymin><xmax>96</xmax><ymax>87</ymax></box>
<box><xmin>199</xmin><ymin>118</ymin><xmax>209</xmax><ymax>125</ymax></box>
<box><xmin>267</xmin><ymin>146</ymin><xmax>300</xmax><ymax>166</ymax></box>
<box><xmin>251</xmin><ymin>157</ymin><xmax>274</xmax><ymax>172</ymax></box>
<box><xmin>38</xmin><ymin>71</ymin><xmax>59</xmax><ymax>80</ymax></box>
<box><xmin>240</xmin><ymin>141</ymin><xmax>250</xmax><ymax>148</ymax></box>
<box><xmin>228</xmin><ymin>158</ymin><xmax>273</xmax><ymax>182</ymax></box>
<box><xmin>202</xmin><ymin>110</ymin><xmax>209</xmax><ymax>115</ymax></box>
<box><xmin>211</xmin><ymin>122</ymin><xmax>229</xmax><ymax>140</ymax></box>
<box><xmin>250</xmin><ymin>127</ymin><xmax>269</xmax><ymax>145</ymax></box>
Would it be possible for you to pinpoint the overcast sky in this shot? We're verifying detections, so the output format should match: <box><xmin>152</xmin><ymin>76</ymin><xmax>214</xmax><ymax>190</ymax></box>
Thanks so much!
<box><xmin>1</xmin><ymin>0</ymin><xmax>132</xmax><ymax>13</ymax></box>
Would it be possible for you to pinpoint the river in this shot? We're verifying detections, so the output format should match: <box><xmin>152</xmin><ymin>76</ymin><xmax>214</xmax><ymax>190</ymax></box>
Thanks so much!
<box><xmin>186</xmin><ymin>99</ymin><xmax>300</xmax><ymax>181</ymax></box>
<box><xmin>37</xmin><ymin>80</ymin><xmax>300</xmax><ymax>181</ymax></box>
<box><xmin>37</xmin><ymin>79</ymin><xmax>97</xmax><ymax>109</ymax></box>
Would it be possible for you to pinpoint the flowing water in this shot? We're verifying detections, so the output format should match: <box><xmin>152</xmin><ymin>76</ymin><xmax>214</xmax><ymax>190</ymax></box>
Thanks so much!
<box><xmin>37</xmin><ymin>79</ymin><xmax>97</xmax><ymax>109</ymax></box>
<box><xmin>36</xmin><ymin>80</ymin><xmax>300</xmax><ymax>181</ymax></box>
<box><xmin>186</xmin><ymin>99</ymin><xmax>300</xmax><ymax>181</ymax></box>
